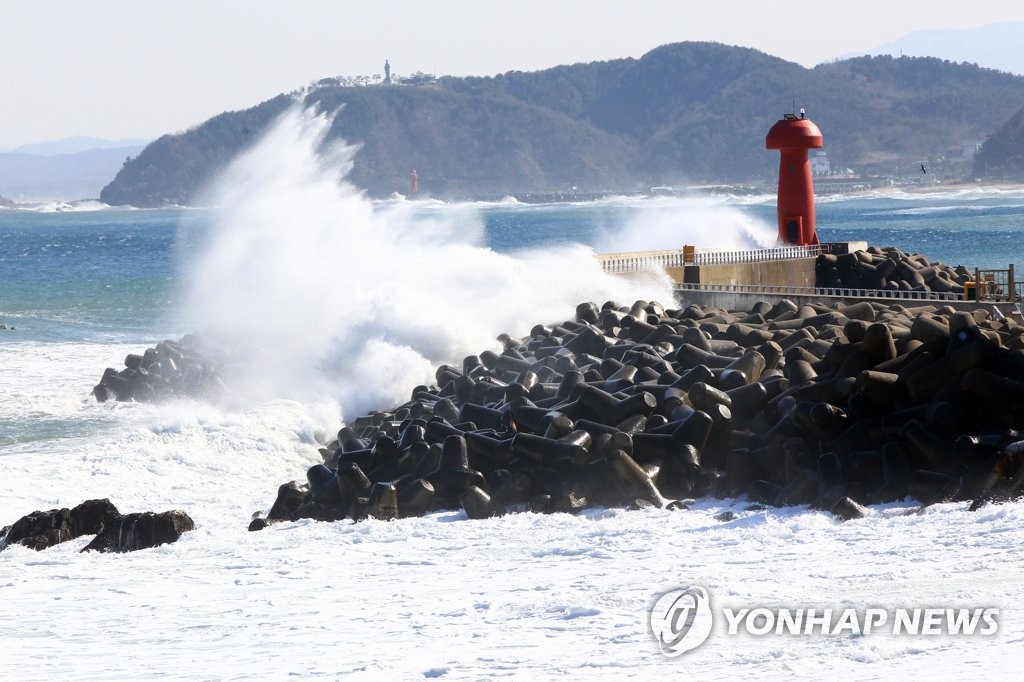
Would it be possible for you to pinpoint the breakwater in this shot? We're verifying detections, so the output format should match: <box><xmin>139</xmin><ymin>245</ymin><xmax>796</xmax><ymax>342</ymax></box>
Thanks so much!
<box><xmin>244</xmin><ymin>295</ymin><xmax>1024</xmax><ymax>526</ymax></box>
<box><xmin>84</xmin><ymin>235</ymin><xmax>1024</xmax><ymax>526</ymax></box>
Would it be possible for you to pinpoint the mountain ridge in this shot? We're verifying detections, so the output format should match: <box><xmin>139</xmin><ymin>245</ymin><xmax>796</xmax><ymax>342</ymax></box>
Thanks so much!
<box><xmin>8</xmin><ymin>136</ymin><xmax>151</xmax><ymax>157</ymax></box>
<box><xmin>0</xmin><ymin>144</ymin><xmax>147</xmax><ymax>202</ymax></box>
<box><xmin>101</xmin><ymin>42</ymin><xmax>1024</xmax><ymax>206</ymax></box>
<box><xmin>856</xmin><ymin>21</ymin><xmax>1024</xmax><ymax>76</ymax></box>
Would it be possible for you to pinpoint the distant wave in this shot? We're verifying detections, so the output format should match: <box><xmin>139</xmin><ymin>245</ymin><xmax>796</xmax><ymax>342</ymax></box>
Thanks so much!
<box><xmin>317</xmin><ymin>185</ymin><xmax>1008</xmax><ymax>211</ymax></box>
<box><xmin>2</xmin><ymin>199</ymin><xmax>119</xmax><ymax>213</ymax></box>
<box><xmin>383</xmin><ymin>192</ymin><xmax>780</xmax><ymax>211</ymax></box>
<box><xmin>374</xmin><ymin>194</ymin><xmax>525</xmax><ymax>209</ymax></box>
<box><xmin>816</xmin><ymin>185</ymin><xmax>1024</xmax><ymax>204</ymax></box>
<box><xmin>879</xmin><ymin>204</ymin><xmax>1009</xmax><ymax>217</ymax></box>
<box><xmin>720</xmin><ymin>192</ymin><xmax>776</xmax><ymax>206</ymax></box>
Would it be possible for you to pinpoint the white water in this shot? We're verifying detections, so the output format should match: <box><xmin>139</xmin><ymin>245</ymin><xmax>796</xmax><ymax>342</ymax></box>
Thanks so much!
<box><xmin>2</xmin><ymin>359</ymin><xmax>1021</xmax><ymax>681</ymax></box>
<box><xmin>2</xmin><ymin>108</ymin><xmax>1022</xmax><ymax>680</ymax></box>
<box><xmin>0</xmin><ymin>198</ymin><xmax>114</xmax><ymax>212</ymax></box>
<box><xmin>596</xmin><ymin>195</ymin><xmax>779</xmax><ymax>253</ymax></box>
<box><xmin>177</xmin><ymin>106</ymin><xmax>673</xmax><ymax>421</ymax></box>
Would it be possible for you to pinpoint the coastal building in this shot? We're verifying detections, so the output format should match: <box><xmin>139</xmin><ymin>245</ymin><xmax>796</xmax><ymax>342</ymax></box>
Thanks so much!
<box><xmin>810</xmin><ymin>149</ymin><xmax>830</xmax><ymax>176</ymax></box>
<box><xmin>962</xmin><ymin>140</ymin><xmax>983</xmax><ymax>159</ymax></box>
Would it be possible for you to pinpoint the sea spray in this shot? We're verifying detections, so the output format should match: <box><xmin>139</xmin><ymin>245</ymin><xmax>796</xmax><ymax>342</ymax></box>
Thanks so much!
<box><xmin>176</xmin><ymin>105</ymin><xmax>672</xmax><ymax>421</ymax></box>
<box><xmin>597</xmin><ymin>195</ymin><xmax>779</xmax><ymax>254</ymax></box>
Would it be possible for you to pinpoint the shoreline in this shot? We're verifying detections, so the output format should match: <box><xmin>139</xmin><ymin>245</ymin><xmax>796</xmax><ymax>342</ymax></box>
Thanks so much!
<box><xmin>5</xmin><ymin>180</ymin><xmax>1024</xmax><ymax>211</ymax></box>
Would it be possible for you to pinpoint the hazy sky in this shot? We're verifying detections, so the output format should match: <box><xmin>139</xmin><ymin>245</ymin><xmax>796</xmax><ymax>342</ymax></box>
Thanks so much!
<box><xmin>1</xmin><ymin>1</ymin><xmax>1021</xmax><ymax>149</ymax></box>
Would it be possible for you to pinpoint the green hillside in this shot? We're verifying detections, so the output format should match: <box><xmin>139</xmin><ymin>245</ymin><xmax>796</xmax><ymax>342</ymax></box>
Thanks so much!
<box><xmin>101</xmin><ymin>42</ymin><xmax>1024</xmax><ymax>206</ymax></box>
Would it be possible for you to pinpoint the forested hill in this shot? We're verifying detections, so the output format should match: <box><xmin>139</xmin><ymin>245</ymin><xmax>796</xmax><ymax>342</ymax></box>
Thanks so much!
<box><xmin>973</xmin><ymin>105</ymin><xmax>1024</xmax><ymax>181</ymax></box>
<box><xmin>101</xmin><ymin>42</ymin><xmax>1024</xmax><ymax>206</ymax></box>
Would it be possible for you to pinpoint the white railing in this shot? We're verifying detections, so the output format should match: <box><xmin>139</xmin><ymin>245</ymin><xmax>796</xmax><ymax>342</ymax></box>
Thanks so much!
<box><xmin>595</xmin><ymin>244</ymin><xmax>823</xmax><ymax>273</ymax></box>
<box><xmin>692</xmin><ymin>245</ymin><xmax>823</xmax><ymax>265</ymax></box>
<box><xmin>595</xmin><ymin>249</ymin><xmax>689</xmax><ymax>274</ymax></box>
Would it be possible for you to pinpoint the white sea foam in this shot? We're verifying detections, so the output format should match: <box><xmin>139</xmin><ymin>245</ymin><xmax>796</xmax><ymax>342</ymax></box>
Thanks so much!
<box><xmin>2</xmin><ymin>447</ymin><xmax>1021</xmax><ymax>682</ymax></box>
<box><xmin>0</xmin><ymin>340</ymin><xmax>320</xmax><ymax>514</ymax></box>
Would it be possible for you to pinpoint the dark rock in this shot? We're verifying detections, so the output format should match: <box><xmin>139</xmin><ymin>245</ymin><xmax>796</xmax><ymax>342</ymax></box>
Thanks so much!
<box><xmin>1</xmin><ymin>499</ymin><xmax>120</xmax><ymax>551</ymax></box>
<box><xmin>82</xmin><ymin>510</ymin><xmax>195</xmax><ymax>553</ymax></box>
<box><xmin>267</xmin><ymin>481</ymin><xmax>310</xmax><ymax>521</ymax></box>
<box><xmin>92</xmin><ymin>333</ymin><xmax>227</xmax><ymax>403</ymax></box>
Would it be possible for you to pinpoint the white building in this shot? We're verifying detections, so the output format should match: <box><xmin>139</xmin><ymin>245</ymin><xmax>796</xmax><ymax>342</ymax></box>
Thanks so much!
<box><xmin>810</xmin><ymin>149</ymin><xmax>830</xmax><ymax>176</ymax></box>
<box><xmin>962</xmin><ymin>141</ymin><xmax>984</xmax><ymax>159</ymax></box>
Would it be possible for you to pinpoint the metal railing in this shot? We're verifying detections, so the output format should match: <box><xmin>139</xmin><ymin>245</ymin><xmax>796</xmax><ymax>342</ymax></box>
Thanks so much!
<box><xmin>596</xmin><ymin>249</ymin><xmax>689</xmax><ymax>274</ymax></box>
<box><xmin>674</xmin><ymin>282</ymin><xmax>966</xmax><ymax>302</ymax></box>
<box><xmin>973</xmin><ymin>266</ymin><xmax>1018</xmax><ymax>303</ymax></box>
<box><xmin>595</xmin><ymin>244</ymin><xmax>824</xmax><ymax>273</ymax></box>
<box><xmin>691</xmin><ymin>244</ymin><xmax>824</xmax><ymax>265</ymax></box>
<box><xmin>597</xmin><ymin>246</ymin><xmax>1019</xmax><ymax>306</ymax></box>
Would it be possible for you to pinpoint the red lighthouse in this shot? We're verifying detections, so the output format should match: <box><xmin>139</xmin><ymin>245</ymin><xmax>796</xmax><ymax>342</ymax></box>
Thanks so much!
<box><xmin>765</xmin><ymin>111</ymin><xmax>823</xmax><ymax>245</ymax></box>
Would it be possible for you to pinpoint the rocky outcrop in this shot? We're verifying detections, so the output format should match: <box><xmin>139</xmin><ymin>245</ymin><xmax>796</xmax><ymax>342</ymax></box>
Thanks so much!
<box><xmin>92</xmin><ymin>334</ymin><xmax>226</xmax><ymax>403</ymax></box>
<box><xmin>0</xmin><ymin>498</ymin><xmax>119</xmax><ymax>551</ymax></box>
<box><xmin>81</xmin><ymin>510</ymin><xmax>196</xmax><ymax>553</ymax></box>
<box><xmin>1</xmin><ymin>500</ymin><xmax>195</xmax><ymax>553</ymax></box>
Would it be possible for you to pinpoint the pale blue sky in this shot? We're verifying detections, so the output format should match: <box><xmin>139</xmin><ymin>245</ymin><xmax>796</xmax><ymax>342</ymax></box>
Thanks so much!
<box><xmin>1</xmin><ymin>1</ymin><xmax>1021</xmax><ymax>148</ymax></box>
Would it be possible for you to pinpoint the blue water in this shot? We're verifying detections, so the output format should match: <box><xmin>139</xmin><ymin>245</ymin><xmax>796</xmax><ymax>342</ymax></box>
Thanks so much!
<box><xmin>2</xmin><ymin>190</ymin><xmax>1023</xmax><ymax>345</ymax></box>
<box><xmin>0</xmin><ymin>208</ymin><xmax>191</xmax><ymax>342</ymax></box>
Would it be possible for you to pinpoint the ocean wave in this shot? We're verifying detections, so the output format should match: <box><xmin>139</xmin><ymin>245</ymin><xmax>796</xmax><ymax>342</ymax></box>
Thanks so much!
<box><xmin>177</xmin><ymin>105</ymin><xmax>673</xmax><ymax>421</ymax></box>
<box><xmin>3</xmin><ymin>199</ymin><xmax>110</xmax><ymax>213</ymax></box>
<box><xmin>370</xmin><ymin>192</ymin><xmax>781</xmax><ymax>212</ymax></box>
<box><xmin>887</xmin><ymin>204</ymin><xmax>1007</xmax><ymax>216</ymax></box>
<box><xmin>816</xmin><ymin>184</ymin><xmax>1024</xmax><ymax>204</ymax></box>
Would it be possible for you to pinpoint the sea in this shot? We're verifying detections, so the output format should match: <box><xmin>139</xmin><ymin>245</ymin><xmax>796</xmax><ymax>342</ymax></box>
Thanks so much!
<box><xmin>2</xmin><ymin>108</ymin><xmax>1023</xmax><ymax>680</ymax></box>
